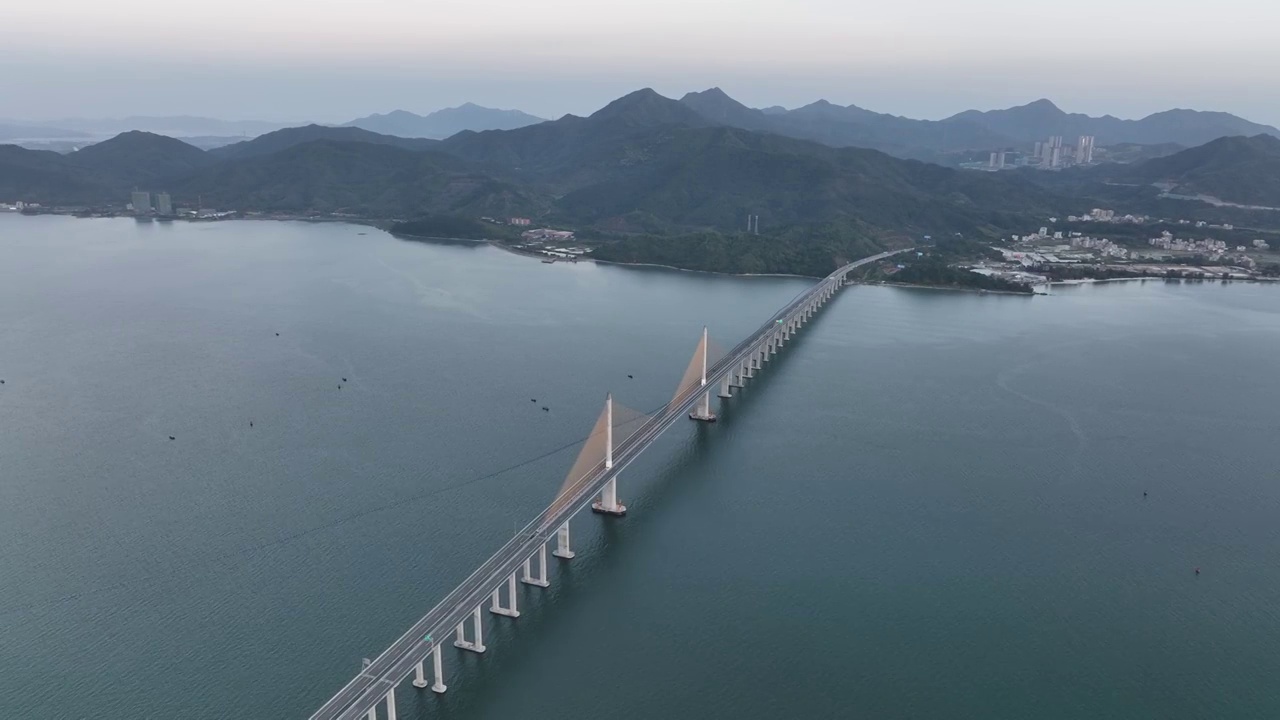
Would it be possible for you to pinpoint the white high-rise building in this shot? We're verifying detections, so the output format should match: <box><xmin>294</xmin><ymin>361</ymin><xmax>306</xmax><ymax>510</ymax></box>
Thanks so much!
<box><xmin>1040</xmin><ymin>136</ymin><xmax>1064</xmax><ymax>167</ymax></box>
<box><xmin>1076</xmin><ymin>136</ymin><xmax>1095</xmax><ymax>164</ymax></box>
<box><xmin>155</xmin><ymin>192</ymin><xmax>173</xmax><ymax>216</ymax></box>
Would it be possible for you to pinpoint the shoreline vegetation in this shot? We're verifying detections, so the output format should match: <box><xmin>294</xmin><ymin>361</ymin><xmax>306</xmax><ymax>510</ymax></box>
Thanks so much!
<box><xmin>388</xmin><ymin>215</ymin><xmax>892</xmax><ymax>278</ymax></box>
<box><xmin>19</xmin><ymin>211</ymin><xmax>1280</xmax><ymax>288</ymax></box>
<box><xmin>395</xmin><ymin>228</ymin><xmax>828</xmax><ymax>279</ymax></box>
<box><xmin>850</xmin><ymin>236</ymin><xmax>1037</xmax><ymax>294</ymax></box>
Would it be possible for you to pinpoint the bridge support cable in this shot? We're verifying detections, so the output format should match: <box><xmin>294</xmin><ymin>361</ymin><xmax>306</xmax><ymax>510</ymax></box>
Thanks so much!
<box><xmin>521</xmin><ymin>544</ymin><xmax>549</xmax><ymax>587</ymax></box>
<box><xmin>490</xmin><ymin>573</ymin><xmax>520</xmax><ymax>617</ymax></box>
<box><xmin>454</xmin><ymin>607</ymin><xmax>486</xmax><ymax>653</ymax></box>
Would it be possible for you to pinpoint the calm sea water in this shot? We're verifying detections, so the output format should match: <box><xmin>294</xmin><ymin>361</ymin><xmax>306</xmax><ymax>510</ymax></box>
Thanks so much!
<box><xmin>2</xmin><ymin>214</ymin><xmax>1280</xmax><ymax>720</ymax></box>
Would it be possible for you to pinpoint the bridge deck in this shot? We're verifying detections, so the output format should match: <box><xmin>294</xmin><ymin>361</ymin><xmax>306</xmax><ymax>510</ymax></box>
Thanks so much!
<box><xmin>309</xmin><ymin>250</ymin><xmax>902</xmax><ymax>720</ymax></box>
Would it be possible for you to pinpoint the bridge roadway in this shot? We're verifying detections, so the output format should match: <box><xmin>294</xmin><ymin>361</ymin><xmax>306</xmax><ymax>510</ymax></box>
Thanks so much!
<box><xmin>309</xmin><ymin>249</ymin><xmax>904</xmax><ymax>720</ymax></box>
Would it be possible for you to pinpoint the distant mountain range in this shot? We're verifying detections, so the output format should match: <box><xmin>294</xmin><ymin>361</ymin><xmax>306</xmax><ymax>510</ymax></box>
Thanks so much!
<box><xmin>678</xmin><ymin>89</ymin><xmax>1008</xmax><ymax>162</ymax></box>
<box><xmin>8</xmin><ymin>93</ymin><xmax>1274</xmax><ymax>162</ymax></box>
<box><xmin>3</xmin><ymin>88</ymin><xmax>1277</xmax><ymax>274</ymax></box>
<box><xmin>29</xmin><ymin>116</ymin><xmax>301</xmax><ymax>139</ymax></box>
<box><xmin>0</xmin><ymin>122</ymin><xmax>90</xmax><ymax>141</ymax></box>
<box><xmin>674</xmin><ymin>89</ymin><xmax>1280</xmax><ymax>162</ymax></box>
<box><xmin>946</xmin><ymin>99</ymin><xmax>1280</xmax><ymax>147</ymax></box>
<box><xmin>343</xmin><ymin>103</ymin><xmax>546</xmax><ymax>139</ymax></box>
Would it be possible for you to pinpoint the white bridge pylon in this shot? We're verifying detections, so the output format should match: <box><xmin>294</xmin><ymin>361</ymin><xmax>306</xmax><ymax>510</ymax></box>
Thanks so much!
<box><xmin>549</xmin><ymin>393</ymin><xmax>652</xmax><ymax>522</ymax></box>
<box><xmin>591</xmin><ymin>393</ymin><xmax>627</xmax><ymax>516</ymax></box>
<box><xmin>674</xmin><ymin>326</ymin><xmax>724</xmax><ymax>422</ymax></box>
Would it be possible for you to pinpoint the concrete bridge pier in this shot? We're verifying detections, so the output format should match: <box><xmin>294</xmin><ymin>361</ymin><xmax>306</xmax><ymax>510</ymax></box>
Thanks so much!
<box><xmin>729</xmin><ymin>364</ymin><xmax>746</xmax><ymax>388</ymax></box>
<box><xmin>690</xmin><ymin>389</ymin><xmax>716</xmax><ymax>422</ymax></box>
<box><xmin>553</xmin><ymin>521</ymin><xmax>575</xmax><ymax>559</ymax></box>
<box><xmin>522</xmin><ymin>544</ymin><xmax>550</xmax><ymax>587</ymax></box>
<box><xmin>413</xmin><ymin>645</ymin><xmax>447</xmax><ymax>693</ymax></box>
<box><xmin>367</xmin><ymin>691</ymin><xmax>396</xmax><ymax>720</ymax></box>
<box><xmin>593</xmin><ymin>476</ymin><xmax>626</xmax><ymax>515</ymax></box>
<box><xmin>490</xmin><ymin>573</ymin><xmax>520</xmax><ymax>617</ymax></box>
<box><xmin>718</xmin><ymin>374</ymin><xmax>732</xmax><ymax>398</ymax></box>
<box><xmin>454</xmin><ymin>606</ymin><xmax>486</xmax><ymax>653</ymax></box>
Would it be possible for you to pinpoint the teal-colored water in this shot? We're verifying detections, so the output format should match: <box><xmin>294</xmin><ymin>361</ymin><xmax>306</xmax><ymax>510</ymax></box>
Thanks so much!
<box><xmin>2</xmin><ymin>215</ymin><xmax>1279</xmax><ymax>719</ymax></box>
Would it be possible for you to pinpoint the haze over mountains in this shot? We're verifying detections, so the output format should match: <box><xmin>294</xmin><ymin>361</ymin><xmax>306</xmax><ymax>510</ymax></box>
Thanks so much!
<box><xmin>3</xmin><ymin>87</ymin><xmax>1278</xmax><ymax>274</ymax></box>
<box><xmin>342</xmin><ymin>104</ymin><xmax>546</xmax><ymax>139</ymax></box>
<box><xmin>677</xmin><ymin>89</ymin><xmax>1280</xmax><ymax>161</ymax></box>
<box><xmin>7</xmin><ymin>90</ymin><xmax>1274</xmax><ymax>154</ymax></box>
<box><xmin>0</xmin><ymin>117</ymin><xmax>300</xmax><ymax>140</ymax></box>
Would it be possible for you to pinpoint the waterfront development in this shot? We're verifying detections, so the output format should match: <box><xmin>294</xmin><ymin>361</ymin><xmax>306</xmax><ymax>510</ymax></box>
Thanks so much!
<box><xmin>3</xmin><ymin>215</ymin><xmax>1280</xmax><ymax>718</ymax></box>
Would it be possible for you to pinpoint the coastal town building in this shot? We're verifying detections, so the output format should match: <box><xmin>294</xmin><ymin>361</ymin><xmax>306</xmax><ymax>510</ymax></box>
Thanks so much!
<box><xmin>521</xmin><ymin>228</ymin><xmax>574</xmax><ymax>242</ymax></box>
<box><xmin>130</xmin><ymin>191</ymin><xmax>151</xmax><ymax>216</ymax></box>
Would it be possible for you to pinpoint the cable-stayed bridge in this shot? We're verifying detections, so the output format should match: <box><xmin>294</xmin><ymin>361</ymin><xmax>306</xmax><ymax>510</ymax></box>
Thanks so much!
<box><xmin>308</xmin><ymin>250</ymin><xmax>905</xmax><ymax>720</ymax></box>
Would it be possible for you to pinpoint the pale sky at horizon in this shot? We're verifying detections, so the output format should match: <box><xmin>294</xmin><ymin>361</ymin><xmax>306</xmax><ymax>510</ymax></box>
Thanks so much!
<box><xmin>1</xmin><ymin>0</ymin><xmax>1276</xmax><ymax>125</ymax></box>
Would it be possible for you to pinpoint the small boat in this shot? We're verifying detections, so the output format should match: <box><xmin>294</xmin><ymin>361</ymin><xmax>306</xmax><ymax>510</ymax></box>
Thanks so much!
<box><xmin>541</xmin><ymin>258</ymin><xmax>556</xmax><ymax>264</ymax></box>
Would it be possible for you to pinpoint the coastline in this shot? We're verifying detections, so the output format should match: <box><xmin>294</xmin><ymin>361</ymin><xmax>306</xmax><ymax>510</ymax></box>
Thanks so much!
<box><xmin>384</xmin><ymin>227</ymin><xmax>824</xmax><ymax>279</ymax></box>
<box><xmin>852</xmin><ymin>280</ymin><xmax>1037</xmax><ymax>296</ymax></box>
<box><xmin>586</xmin><ymin>254</ymin><xmax>820</xmax><ymax>279</ymax></box>
<box><xmin>14</xmin><ymin>212</ymin><xmax>815</xmax><ymax>279</ymax></box>
<box><xmin>1046</xmin><ymin>277</ymin><xmax>1157</xmax><ymax>287</ymax></box>
<box><xmin>1045</xmin><ymin>275</ymin><xmax>1279</xmax><ymax>287</ymax></box>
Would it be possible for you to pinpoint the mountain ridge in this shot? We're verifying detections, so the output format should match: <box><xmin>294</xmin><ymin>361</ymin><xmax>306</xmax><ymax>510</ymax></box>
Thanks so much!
<box><xmin>671</xmin><ymin>90</ymin><xmax>1280</xmax><ymax>162</ymax></box>
<box><xmin>210</xmin><ymin>125</ymin><xmax>438</xmax><ymax>161</ymax></box>
<box><xmin>4</xmin><ymin>88</ymin><xmax>1278</xmax><ymax>275</ymax></box>
<box><xmin>1094</xmin><ymin>134</ymin><xmax>1280</xmax><ymax>207</ymax></box>
<box><xmin>944</xmin><ymin>99</ymin><xmax>1280</xmax><ymax>147</ymax></box>
<box><xmin>343</xmin><ymin>103</ymin><xmax>545</xmax><ymax>139</ymax></box>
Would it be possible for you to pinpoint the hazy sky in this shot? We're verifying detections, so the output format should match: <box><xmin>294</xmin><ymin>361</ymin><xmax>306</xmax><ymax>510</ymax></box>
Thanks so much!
<box><xmin>2</xmin><ymin>0</ymin><xmax>1276</xmax><ymax>124</ymax></box>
